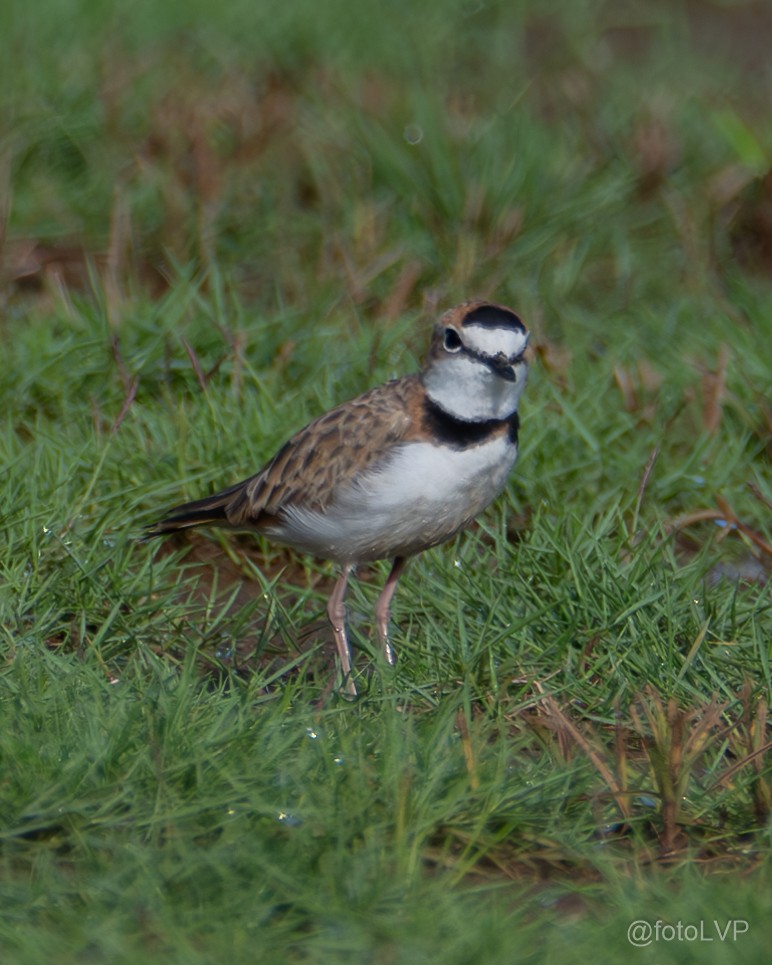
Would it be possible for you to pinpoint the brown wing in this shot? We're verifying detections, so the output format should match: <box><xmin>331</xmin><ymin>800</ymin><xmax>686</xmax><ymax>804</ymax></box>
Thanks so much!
<box><xmin>227</xmin><ymin>375</ymin><xmax>420</xmax><ymax>523</ymax></box>
<box><xmin>147</xmin><ymin>375</ymin><xmax>423</xmax><ymax>537</ymax></box>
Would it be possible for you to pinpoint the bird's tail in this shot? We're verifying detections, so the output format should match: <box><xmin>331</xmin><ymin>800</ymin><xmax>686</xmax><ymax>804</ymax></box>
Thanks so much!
<box><xmin>144</xmin><ymin>487</ymin><xmax>238</xmax><ymax>538</ymax></box>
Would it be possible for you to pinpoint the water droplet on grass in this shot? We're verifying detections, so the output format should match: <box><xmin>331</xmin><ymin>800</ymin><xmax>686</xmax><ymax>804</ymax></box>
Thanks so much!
<box><xmin>277</xmin><ymin>811</ymin><xmax>301</xmax><ymax>827</ymax></box>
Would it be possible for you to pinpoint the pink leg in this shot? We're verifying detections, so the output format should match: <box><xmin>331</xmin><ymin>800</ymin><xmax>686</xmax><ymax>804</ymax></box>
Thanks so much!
<box><xmin>374</xmin><ymin>557</ymin><xmax>406</xmax><ymax>666</ymax></box>
<box><xmin>327</xmin><ymin>565</ymin><xmax>357</xmax><ymax>697</ymax></box>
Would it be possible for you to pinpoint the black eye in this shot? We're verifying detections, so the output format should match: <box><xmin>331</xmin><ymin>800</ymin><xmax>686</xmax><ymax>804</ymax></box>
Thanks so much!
<box><xmin>443</xmin><ymin>328</ymin><xmax>463</xmax><ymax>352</ymax></box>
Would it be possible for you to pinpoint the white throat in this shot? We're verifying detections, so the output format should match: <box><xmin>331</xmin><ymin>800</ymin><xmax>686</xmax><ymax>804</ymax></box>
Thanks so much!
<box><xmin>422</xmin><ymin>355</ymin><xmax>526</xmax><ymax>422</ymax></box>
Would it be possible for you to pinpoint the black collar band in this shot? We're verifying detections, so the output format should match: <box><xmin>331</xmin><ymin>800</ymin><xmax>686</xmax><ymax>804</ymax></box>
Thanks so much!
<box><xmin>422</xmin><ymin>397</ymin><xmax>519</xmax><ymax>449</ymax></box>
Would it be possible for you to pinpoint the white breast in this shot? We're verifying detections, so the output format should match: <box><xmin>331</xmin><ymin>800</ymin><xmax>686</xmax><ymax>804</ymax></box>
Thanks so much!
<box><xmin>265</xmin><ymin>435</ymin><xmax>518</xmax><ymax>564</ymax></box>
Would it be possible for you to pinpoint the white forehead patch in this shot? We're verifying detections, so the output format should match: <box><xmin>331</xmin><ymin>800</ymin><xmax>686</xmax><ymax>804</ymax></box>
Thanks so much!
<box><xmin>462</xmin><ymin>323</ymin><xmax>528</xmax><ymax>359</ymax></box>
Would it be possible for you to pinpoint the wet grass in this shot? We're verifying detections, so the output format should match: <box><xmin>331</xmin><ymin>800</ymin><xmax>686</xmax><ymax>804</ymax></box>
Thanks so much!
<box><xmin>1</xmin><ymin>0</ymin><xmax>771</xmax><ymax>961</ymax></box>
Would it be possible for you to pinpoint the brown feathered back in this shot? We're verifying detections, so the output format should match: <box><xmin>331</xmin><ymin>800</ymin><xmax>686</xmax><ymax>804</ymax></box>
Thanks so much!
<box><xmin>146</xmin><ymin>375</ymin><xmax>422</xmax><ymax>537</ymax></box>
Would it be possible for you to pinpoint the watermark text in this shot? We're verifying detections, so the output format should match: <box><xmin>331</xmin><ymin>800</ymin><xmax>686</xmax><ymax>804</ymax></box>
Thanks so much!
<box><xmin>627</xmin><ymin>919</ymin><xmax>749</xmax><ymax>947</ymax></box>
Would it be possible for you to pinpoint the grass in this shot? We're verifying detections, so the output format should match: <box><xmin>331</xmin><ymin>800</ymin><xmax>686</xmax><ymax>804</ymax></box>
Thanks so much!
<box><xmin>1</xmin><ymin>0</ymin><xmax>771</xmax><ymax>961</ymax></box>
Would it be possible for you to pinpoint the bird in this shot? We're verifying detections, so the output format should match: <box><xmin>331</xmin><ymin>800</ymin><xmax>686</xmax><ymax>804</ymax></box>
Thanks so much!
<box><xmin>146</xmin><ymin>299</ymin><xmax>529</xmax><ymax>696</ymax></box>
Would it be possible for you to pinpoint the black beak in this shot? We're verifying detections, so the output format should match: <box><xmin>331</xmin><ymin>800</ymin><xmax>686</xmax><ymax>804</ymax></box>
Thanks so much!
<box><xmin>488</xmin><ymin>353</ymin><xmax>517</xmax><ymax>382</ymax></box>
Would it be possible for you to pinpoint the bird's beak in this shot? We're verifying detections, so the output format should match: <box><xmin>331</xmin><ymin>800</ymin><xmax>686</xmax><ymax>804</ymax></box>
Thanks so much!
<box><xmin>489</xmin><ymin>352</ymin><xmax>517</xmax><ymax>382</ymax></box>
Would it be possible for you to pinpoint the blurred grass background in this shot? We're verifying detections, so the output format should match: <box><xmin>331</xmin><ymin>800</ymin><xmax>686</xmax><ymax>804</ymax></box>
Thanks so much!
<box><xmin>1</xmin><ymin>0</ymin><xmax>771</xmax><ymax>962</ymax></box>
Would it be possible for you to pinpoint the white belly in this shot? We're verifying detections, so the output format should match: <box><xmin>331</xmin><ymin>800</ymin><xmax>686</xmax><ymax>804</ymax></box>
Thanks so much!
<box><xmin>265</xmin><ymin>436</ymin><xmax>518</xmax><ymax>564</ymax></box>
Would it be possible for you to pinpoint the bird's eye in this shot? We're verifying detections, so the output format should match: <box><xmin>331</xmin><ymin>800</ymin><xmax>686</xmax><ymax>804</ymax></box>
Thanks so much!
<box><xmin>443</xmin><ymin>328</ymin><xmax>463</xmax><ymax>352</ymax></box>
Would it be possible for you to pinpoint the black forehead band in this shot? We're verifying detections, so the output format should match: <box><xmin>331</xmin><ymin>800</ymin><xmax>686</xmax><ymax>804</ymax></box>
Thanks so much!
<box><xmin>462</xmin><ymin>305</ymin><xmax>525</xmax><ymax>332</ymax></box>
